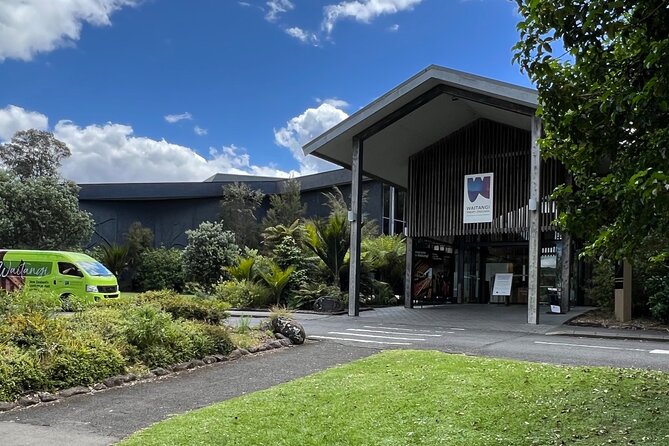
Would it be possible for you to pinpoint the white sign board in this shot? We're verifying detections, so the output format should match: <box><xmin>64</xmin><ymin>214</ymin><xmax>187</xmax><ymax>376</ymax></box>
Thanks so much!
<box><xmin>463</xmin><ymin>173</ymin><xmax>494</xmax><ymax>224</ymax></box>
<box><xmin>492</xmin><ymin>273</ymin><xmax>513</xmax><ymax>296</ymax></box>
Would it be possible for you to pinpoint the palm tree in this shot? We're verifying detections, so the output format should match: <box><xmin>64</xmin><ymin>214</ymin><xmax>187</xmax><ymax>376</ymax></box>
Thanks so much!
<box><xmin>100</xmin><ymin>244</ymin><xmax>130</xmax><ymax>277</ymax></box>
<box><xmin>304</xmin><ymin>212</ymin><xmax>349</xmax><ymax>288</ymax></box>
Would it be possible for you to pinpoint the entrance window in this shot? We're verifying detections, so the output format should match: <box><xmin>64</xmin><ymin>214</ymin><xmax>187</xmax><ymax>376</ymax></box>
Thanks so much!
<box><xmin>382</xmin><ymin>185</ymin><xmax>406</xmax><ymax>235</ymax></box>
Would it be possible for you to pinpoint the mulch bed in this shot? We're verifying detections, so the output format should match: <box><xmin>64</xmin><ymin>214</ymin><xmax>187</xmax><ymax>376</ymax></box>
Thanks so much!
<box><xmin>569</xmin><ymin>308</ymin><xmax>669</xmax><ymax>333</ymax></box>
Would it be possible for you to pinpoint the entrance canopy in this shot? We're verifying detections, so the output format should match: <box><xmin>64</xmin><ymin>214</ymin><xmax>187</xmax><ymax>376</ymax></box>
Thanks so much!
<box><xmin>303</xmin><ymin>65</ymin><xmax>538</xmax><ymax>189</ymax></box>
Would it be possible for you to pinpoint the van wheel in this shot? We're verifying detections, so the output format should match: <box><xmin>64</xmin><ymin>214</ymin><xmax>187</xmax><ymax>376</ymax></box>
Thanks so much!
<box><xmin>60</xmin><ymin>294</ymin><xmax>73</xmax><ymax>312</ymax></box>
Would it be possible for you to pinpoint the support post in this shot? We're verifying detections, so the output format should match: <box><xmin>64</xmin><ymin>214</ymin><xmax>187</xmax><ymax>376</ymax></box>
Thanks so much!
<box><xmin>404</xmin><ymin>236</ymin><xmax>413</xmax><ymax>308</ymax></box>
<box><xmin>560</xmin><ymin>233</ymin><xmax>572</xmax><ymax>314</ymax></box>
<box><xmin>615</xmin><ymin>260</ymin><xmax>632</xmax><ymax>322</ymax></box>
<box><xmin>528</xmin><ymin>116</ymin><xmax>542</xmax><ymax>324</ymax></box>
<box><xmin>348</xmin><ymin>138</ymin><xmax>363</xmax><ymax>317</ymax></box>
<box><xmin>389</xmin><ymin>186</ymin><xmax>396</xmax><ymax>235</ymax></box>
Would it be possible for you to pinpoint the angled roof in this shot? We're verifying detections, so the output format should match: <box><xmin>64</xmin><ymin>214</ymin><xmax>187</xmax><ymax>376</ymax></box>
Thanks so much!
<box><xmin>303</xmin><ymin>65</ymin><xmax>538</xmax><ymax>189</ymax></box>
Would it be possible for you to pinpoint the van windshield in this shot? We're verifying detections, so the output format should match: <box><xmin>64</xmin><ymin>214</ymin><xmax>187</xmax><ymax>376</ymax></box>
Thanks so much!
<box><xmin>78</xmin><ymin>261</ymin><xmax>114</xmax><ymax>277</ymax></box>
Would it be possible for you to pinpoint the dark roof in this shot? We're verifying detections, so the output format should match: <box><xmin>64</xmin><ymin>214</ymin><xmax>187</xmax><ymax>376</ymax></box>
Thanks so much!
<box><xmin>78</xmin><ymin>169</ymin><xmax>373</xmax><ymax>201</ymax></box>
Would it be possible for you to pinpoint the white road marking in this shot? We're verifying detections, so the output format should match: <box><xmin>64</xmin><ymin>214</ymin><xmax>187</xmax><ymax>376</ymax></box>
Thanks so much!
<box><xmin>328</xmin><ymin>331</ymin><xmax>425</xmax><ymax>341</ymax></box>
<box><xmin>650</xmin><ymin>349</ymin><xmax>669</xmax><ymax>355</ymax></box>
<box><xmin>347</xmin><ymin>328</ymin><xmax>442</xmax><ymax>337</ymax></box>
<box><xmin>364</xmin><ymin>325</ymin><xmax>463</xmax><ymax>333</ymax></box>
<box><xmin>310</xmin><ymin>335</ymin><xmax>412</xmax><ymax>346</ymax></box>
<box><xmin>535</xmin><ymin>341</ymin><xmax>647</xmax><ymax>352</ymax></box>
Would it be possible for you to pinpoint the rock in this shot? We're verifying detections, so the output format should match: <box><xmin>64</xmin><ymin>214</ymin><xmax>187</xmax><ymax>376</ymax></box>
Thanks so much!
<box><xmin>38</xmin><ymin>392</ymin><xmax>57</xmax><ymax>403</ymax></box>
<box><xmin>58</xmin><ymin>386</ymin><xmax>89</xmax><ymax>398</ymax></box>
<box><xmin>213</xmin><ymin>354</ymin><xmax>227</xmax><ymax>362</ymax></box>
<box><xmin>124</xmin><ymin>373</ymin><xmax>138</xmax><ymax>382</ymax></box>
<box><xmin>18</xmin><ymin>395</ymin><xmax>39</xmax><ymax>406</ymax></box>
<box><xmin>228</xmin><ymin>349</ymin><xmax>243</xmax><ymax>360</ymax></box>
<box><xmin>313</xmin><ymin>296</ymin><xmax>344</xmax><ymax>313</ymax></box>
<box><xmin>203</xmin><ymin>356</ymin><xmax>217</xmax><ymax>364</ymax></box>
<box><xmin>238</xmin><ymin>348</ymin><xmax>250</xmax><ymax>356</ymax></box>
<box><xmin>247</xmin><ymin>346</ymin><xmax>258</xmax><ymax>354</ymax></box>
<box><xmin>172</xmin><ymin>362</ymin><xmax>190</xmax><ymax>372</ymax></box>
<box><xmin>274</xmin><ymin>332</ymin><xmax>287</xmax><ymax>340</ymax></box>
<box><xmin>0</xmin><ymin>401</ymin><xmax>17</xmax><ymax>412</ymax></box>
<box><xmin>256</xmin><ymin>344</ymin><xmax>268</xmax><ymax>352</ymax></box>
<box><xmin>271</xmin><ymin>317</ymin><xmax>306</xmax><ymax>345</ymax></box>
<box><xmin>269</xmin><ymin>340</ymin><xmax>283</xmax><ymax>349</ymax></box>
<box><xmin>279</xmin><ymin>338</ymin><xmax>292</xmax><ymax>347</ymax></box>
<box><xmin>103</xmin><ymin>376</ymin><xmax>124</xmax><ymax>388</ymax></box>
<box><xmin>92</xmin><ymin>383</ymin><xmax>107</xmax><ymax>391</ymax></box>
<box><xmin>258</xmin><ymin>320</ymin><xmax>271</xmax><ymax>331</ymax></box>
<box><xmin>151</xmin><ymin>367</ymin><xmax>170</xmax><ymax>376</ymax></box>
<box><xmin>140</xmin><ymin>373</ymin><xmax>156</xmax><ymax>380</ymax></box>
<box><xmin>190</xmin><ymin>359</ymin><xmax>205</xmax><ymax>368</ymax></box>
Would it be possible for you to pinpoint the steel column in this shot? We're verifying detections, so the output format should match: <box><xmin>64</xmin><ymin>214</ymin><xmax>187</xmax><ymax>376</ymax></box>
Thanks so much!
<box><xmin>528</xmin><ymin>117</ymin><xmax>542</xmax><ymax>324</ymax></box>
<box><xmin>560</xmin><ymin>233</ymin><xmax>572</xmax><ymax>313</ymax></box>
<box><xmin>348</xmin><ymin>138</ymin><xmax>363</xmax><ymax>317</ymax></box>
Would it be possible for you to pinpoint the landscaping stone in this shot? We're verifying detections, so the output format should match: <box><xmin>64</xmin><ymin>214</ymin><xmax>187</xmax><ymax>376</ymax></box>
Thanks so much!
<box><xmin>93</xmin><ymin>383</ymin><xmax>107</xmax><ymax>391</ymax></box>
<box><xmin>151</xmin><ymin>367</ymin><xmax>170</xmax><ymax>376</ymax></box>
<box><xmin>313</xmin><ymin>296</ymin><xmax>344</xmax><ymax>313</ymax></box>
<box><xmin>228</xmin><ymin>349</ymin><xmax>243</xmax><ymax>360</ymax></box>
<box><xmin>256</xmin><ymin>344</ymin><xmax>269</xmax><ymax>352</ymax></box>
<box><xmin>0</xmin><ymin>401</ymin><xmax>17</xmax><ymax>412</ymax></box>
<box><xmin>124</xmin><ymin>373</ymin><xmax>138</xmax><ymax>382</ymax></box>
<box><xmin>269</xmin><ymin>340</ymin><xmax>283</xmax><ymax>349</ymax></box>
<box><xmin>103</xmin><ymin>376</ymin><xmax>124</xmax><ymax>388</ymax></box>
<box><xmin>190</xmin><ymin>359</ymin><xmax>205</xmax><ymax>368</ymax></box>
<box><xmin>213</xmin><ymin>354</ymin><xmax>227</xmax><ymax>362</ymax></box>
<box><xmin>140</xmin><ymin>372</ymin><xmax>156</xmax><ymax>380</ymax></box>
<box><xmin>238</xmin><ymin>348</ymin><xmax>250</xmax><ymax>355</ymax></box>
<box><xmin>279</xmin><ymin>338</ymin><xmax>292</xmax><ymax>347</ymax></box>
<box><xmin>203</xmin><ymin>356</ymin><xmax>217</xmax><ymax>364</ymax></box>
<box><xmin>58</xmin><ymin>386</ymin><xmax>89</xmax><ymax>398</ymax></box>
<box><xmin>38</xmin><ymin>392</ymin><xmax>57</xmax><ymax>403</ymax></box>
<box><xmin>275</xmin><ymin>332</ymin><xmax>287</xmax><ymax>340</ymax></box>
<box><xmin>247</xmin><ymin>346</ymin><xmax>258</xmax><ymax>353</ymax></box>
<box><xmin>172</xmin><ymin>362</ymin><xmax>190</xmax><ymax>372</ymax></box>
<box><xmin>18</xmin><ymin>395</ymin><xmax>39</xmax><ymax>406</ymax></box>
<box><xmin>271</xmin><ymin>317</ymin><xmax>306</xmax><ymax>345</ymax></box>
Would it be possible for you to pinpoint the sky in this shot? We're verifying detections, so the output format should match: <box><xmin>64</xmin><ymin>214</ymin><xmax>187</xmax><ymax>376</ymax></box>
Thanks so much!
<box><xmin>0</xmin><ymin>0</ymin><xmax>531</xmax><ymax>183</ymax></box>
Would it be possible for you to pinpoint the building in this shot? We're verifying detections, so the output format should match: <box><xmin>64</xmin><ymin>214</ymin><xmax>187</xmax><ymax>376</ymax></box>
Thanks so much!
<box><xmin>303</xmin><ymin>65</ymin><xmax>578</xmax><ymax>324</ymax></box>
<box><xmin>78</xmin><ymin>169</ymin><xmax>403</xmax><ymax>249</ymax></box>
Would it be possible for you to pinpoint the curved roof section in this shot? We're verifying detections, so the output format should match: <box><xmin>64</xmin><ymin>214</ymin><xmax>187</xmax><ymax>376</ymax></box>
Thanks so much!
<box><xmin>303</xmin><ymin>65</ymin><xmax>538</xmax><ymax>189</ymax></box>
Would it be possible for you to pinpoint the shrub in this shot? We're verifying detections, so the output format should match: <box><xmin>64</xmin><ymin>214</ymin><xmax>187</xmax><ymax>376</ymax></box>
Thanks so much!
<box><xmin>585</xmin><ymin>260</ymin><xmax>615</xmax><ymax>310</ymax></box>
<box><xmin>0</xmin><ymin>344</ymin><xmax>48</xmax><ymax>400</ymax></box>
<box><xmin>0</xmin><ymin>288</ymin><xmax>62</xmax><ymax>318</ymax></box>
<box><xmin>214</xmin><ymin>280</ymin><xmax>272</xmax><ymax>308</ymax></box>
<box><xmin>182</xmin><ymin>221</ymin><xmax>240</xmax><ymax>291</ymax></box>
<box><xmin>0</xmin><ymin>312</ymin><xmax>68</xmax><ymax>351</ymax></box>
<box><xmin>290</xmin><ymin>283</ymin><xmax>346</xmax><ymax>310</ymax></box>
<box><xmin>46</xmin><ymin>335</ymin><xmax>126</xmax><ymax>389</ymax></box>
<box><xmin>648</xmin><ymin>273</ymin><xmax>669</xmax><ymax>323</ymax></box>
<box><xmin>137</xmin><ymin>290</ymin><xmax>230</xmax><ymax>324</ymax></box>
<box><xmin>134</xmin><ymin>248</ymin><xmax>185</xmax><ymax>292</ymax></box>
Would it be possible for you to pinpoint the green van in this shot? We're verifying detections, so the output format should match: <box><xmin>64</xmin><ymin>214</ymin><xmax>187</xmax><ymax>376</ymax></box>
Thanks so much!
<box><xmin>0</xmin><ymin>250</ymin><xmax>120</xmax><ymax>302</ymax></box>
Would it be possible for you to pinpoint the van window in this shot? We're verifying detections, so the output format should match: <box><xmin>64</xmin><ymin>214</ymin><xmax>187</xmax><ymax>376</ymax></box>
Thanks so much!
<box><xmin>58</xmin><ymin>262</ymin><xmax>82</xmax><ymax>277</ymax></box>
<box><xmin>78</xmin><ymin>261</ymin><xmax>113</xmax><ymax>277</ymax></box>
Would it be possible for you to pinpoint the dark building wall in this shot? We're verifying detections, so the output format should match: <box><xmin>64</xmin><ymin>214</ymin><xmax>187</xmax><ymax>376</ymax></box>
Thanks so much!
<box><xmin>79</xmin><ymin>175</ymin><xmax>387</xmax><ymax>248</ymax></box>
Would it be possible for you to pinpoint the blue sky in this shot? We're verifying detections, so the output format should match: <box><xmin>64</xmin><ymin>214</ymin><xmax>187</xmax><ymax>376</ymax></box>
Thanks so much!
<box><xmin>0</xmin><ymin>0</ymin><xmax>529</xmax><ymax>183</ymax></box>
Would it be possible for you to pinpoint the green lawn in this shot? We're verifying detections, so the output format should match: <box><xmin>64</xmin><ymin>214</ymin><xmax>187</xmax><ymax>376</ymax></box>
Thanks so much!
<box><xmin>121</xmin><ymin>350</ymin><xmax>669</xmax><ymax>446</ymax></box>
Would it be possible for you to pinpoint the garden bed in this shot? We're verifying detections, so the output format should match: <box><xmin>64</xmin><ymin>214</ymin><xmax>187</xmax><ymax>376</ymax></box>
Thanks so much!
<box><xmin>568</xmin><ymin>308</ymin><xmax>669</xmax><ymax>332</ymax></box>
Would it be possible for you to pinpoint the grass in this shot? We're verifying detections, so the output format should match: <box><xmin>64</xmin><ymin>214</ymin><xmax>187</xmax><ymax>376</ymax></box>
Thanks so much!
<box><xmin>121</xmin><ymin>350</ymin><xmax>669</xmax><ymax>446</ymax></box>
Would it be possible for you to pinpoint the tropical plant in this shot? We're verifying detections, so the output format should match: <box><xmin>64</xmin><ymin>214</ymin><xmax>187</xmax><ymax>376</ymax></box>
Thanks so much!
<box><xmin>259</xmin><ymin>262</ymin><xmax>294</xmax><ymax>305</ymax></box>
<box><xmin>361</xmin><ymin>234</ymin><xmax>406</xmax><ymax>295</ymax></box>
<box><xmin>226</xmin><ymin>256</ymin><xmax>258</xmax><ymax>282</ymax></box>
<box><xmin>263</xmin><ymin>178</ymin><xmax>306</xmax><ymax>228</ymax></box>
<box><xmin>262</xmin><ymin>219</ymin><xmax>307</xmax><ymax>249</ymax></box>
<box><xmin>219</xmin><ymin>183</ymin><xmax>264</xmax><ymax>249</ymax></box>
<box><xmin>304</xmin><ymin>212</ymin><xmax>349</xmax><ymax>288</ymax></box>
<box><xmin>99</xmin><ymin>243</ymin><xmax>130</xmax><ymax>277</ymax></box>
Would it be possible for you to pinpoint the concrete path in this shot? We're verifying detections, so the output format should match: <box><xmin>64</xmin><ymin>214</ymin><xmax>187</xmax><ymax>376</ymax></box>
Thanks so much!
<box><xmin>0</xmin><ymin>341</ymin><xmax>373</xmax><ymax>446</ymax></box>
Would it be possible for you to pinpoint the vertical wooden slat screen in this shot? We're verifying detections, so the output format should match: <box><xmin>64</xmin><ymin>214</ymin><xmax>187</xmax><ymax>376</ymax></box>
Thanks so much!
<box><xmin>407</xmin><ymin>119</ymin><xmax>564</xmax><ymax>238</ymax></box>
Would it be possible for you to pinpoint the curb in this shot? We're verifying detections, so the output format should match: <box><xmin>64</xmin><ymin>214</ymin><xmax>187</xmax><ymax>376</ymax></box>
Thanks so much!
<box><xmin>546</xmin><ymin>330</ymin><xmax>669</xmax><ymax>343</ymax></box>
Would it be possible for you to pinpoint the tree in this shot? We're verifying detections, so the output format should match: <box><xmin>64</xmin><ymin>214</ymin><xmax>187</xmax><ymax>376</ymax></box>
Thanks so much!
<box><xmin>513</xmin><ymin>0</ymin><xmax>669</xmax><ymax>262</ymax></box>
<box><xmin>182</xmin><ymin>221</ymin><xmax>240</xmax><ymax>291</ymax></box>
<box><xmin>0</xmin><ymin>130</ymin><xmax>71</xmax><ymax>180</ymax></box>
<box><xmin>0</xmin><ymin>171</ymin><xmax>94</xmax><ymax>250</ymax></box>
<box><xmin>124</xmin><ymin>221</ymin><xmax>154</xmax><ymax>266</ymax></box>
<box><xmin>219</xmin><ymin>183</ymin><xmax>264</xmax><ymax>249</ymax></box>
<box><xmin>263</xmin><ymin>179</ymin><xmax>306</xmax><ymax>228</ymax></box>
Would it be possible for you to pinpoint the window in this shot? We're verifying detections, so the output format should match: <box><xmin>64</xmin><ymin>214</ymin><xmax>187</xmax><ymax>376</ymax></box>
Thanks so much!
<box><xmin>382</xmin><ymin>185</ymin><xmax>406</xmax><ymax>235</ymax></box>
<box><xmin>58</xmin><ymin>262</ymin><xmax>82</xmax><ymax>277</ymax></box>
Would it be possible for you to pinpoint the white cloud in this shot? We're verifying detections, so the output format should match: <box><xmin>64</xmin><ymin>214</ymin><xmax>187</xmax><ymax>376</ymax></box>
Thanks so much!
<box><xmin>322</xmin><ymin>0</ymin><xmax>422</xmax><ymax>34</ymax></box>
<box><xmin>0</xmin><ymin>0</ymin><xmax>134</xmax><ymax>62</ymax></box>
<box><xmin>265</xmin><ymin>0</ymin><xmax>294</xmax><ymax>22</ymax></box>
<box><xmin>318</xmin><ymin>98</ymin><xmax>350</xmax><ymax>109</ymax></box>
<box><xmin>164</xmin><ymin>112</ymin><xmax>193</xmax><ymax>124</ymax></box>
<box><xmin>55</xmin><ymin>120</ymin><xmax>294</xmax><ymax>183</ymax></box>
<box><xmin>285</xmin><ymin>27</ymin><xmax>319</xmax><ymax>45</ymax></box>
<box><xmin>388</xmin><ymin>23</ymin><xmax>400</xmax><ymax>32</ymax></box>
<box><xmin>194</xmin><ymin>125</ymin><xmax>208</xmax><ymax>136</ymax></box>
<box><xmin>0</xmin><ymin>105</ymin><xmax>49</xmax><ymax>141</ymax></box>
<box><xmin>274</xmin><ymin>100</ymin><xmax>349</xmax><ymax>174</ymax></box>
